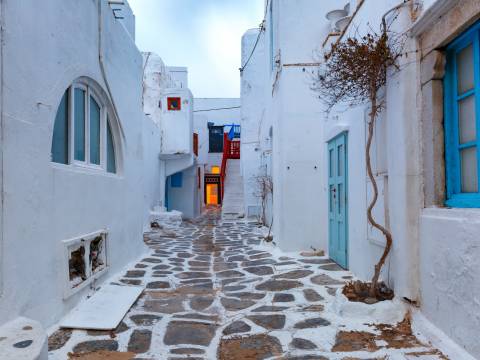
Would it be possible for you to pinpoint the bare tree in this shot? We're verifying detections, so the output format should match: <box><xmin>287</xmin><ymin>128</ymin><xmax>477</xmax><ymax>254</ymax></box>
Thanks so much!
<box><xmin>312</xmin><ymin>28</ymin><xmax>403</xmax><ymax>298</ymax></box>
<box><xmin>252</xmin><ymin>174</ymin><xmax>273</xmax><ymax>226</ymax></box>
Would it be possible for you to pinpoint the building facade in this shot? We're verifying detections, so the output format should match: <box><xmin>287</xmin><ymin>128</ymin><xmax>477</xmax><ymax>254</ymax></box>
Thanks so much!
<box><xmin>241</xmin><ymin>0</ymin><xmax>480</xmax><ymax>357</ymax></box>
<box><xmin>241</xmin><ymin>29</ymin><xmax>273</xmax><ymax>223</ymax></box>
<box><xmin>194</xmin><ymin>98</ymin><xmax>241</xmax><ymax>207</ymax></box>
<box><xmin>0</xmin><ymin>0</ymin><xmax>196</xmax><ymax>334</ymax></box>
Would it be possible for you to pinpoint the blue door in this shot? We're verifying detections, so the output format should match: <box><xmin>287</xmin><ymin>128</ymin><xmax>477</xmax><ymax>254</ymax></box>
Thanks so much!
<box><xmin>328</xmin><ymin>133</ymin><xmax>348</xmax><ymax>269</ymax></box>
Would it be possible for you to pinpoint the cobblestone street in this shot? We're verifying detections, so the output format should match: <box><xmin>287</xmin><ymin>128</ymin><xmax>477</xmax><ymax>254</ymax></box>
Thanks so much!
<box><xmin>48</xmin><ymin>210</ymin><xmax>444</xmax><ymax>359</ymax></box>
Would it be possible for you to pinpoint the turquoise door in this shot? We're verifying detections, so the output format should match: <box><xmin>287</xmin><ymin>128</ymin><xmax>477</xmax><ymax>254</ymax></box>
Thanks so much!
<box><xmin>328</xmin><ymin>133</ymin><xmax>348</xmax><ymax>269</ymax></box>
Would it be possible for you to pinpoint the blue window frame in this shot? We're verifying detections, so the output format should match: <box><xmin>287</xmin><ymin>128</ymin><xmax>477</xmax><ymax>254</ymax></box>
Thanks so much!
<box><xmin>171</xmin><ymin>172</ymin><xmax>183</xmax><ymax>188</ymax></box>
<box><xmin>444</xmin><ymin>21</ymin><xmax>480</xmax><ymax>208</ymax></box>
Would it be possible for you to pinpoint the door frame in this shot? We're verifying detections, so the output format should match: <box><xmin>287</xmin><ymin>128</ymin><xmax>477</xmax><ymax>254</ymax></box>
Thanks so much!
<box><xmin>327</xmin><ymin>131</ymin><xmax>349</xmax><ymax>269</ymax></box>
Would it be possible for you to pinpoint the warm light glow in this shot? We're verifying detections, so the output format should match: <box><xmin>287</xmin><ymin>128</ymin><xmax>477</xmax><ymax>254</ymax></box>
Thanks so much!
<box><xmin>206</xmin><ymin>184</ymin><xmax>219</xmax><ymax>205</ymax></box>
<box><xmin>211</xmin><ymin>166</ymin><xmax>220</xmax><ymax>174</ymax></box>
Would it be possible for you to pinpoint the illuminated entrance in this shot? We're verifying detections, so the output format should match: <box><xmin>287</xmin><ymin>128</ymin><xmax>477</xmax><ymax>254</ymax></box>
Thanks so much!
<box><xmin>205</xmin><ymin>175</ymin><xmax>221</xmax><ymax>205</ymax></box>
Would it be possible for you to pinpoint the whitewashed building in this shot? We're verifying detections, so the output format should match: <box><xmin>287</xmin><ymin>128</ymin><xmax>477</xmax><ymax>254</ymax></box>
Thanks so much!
<box><xmin>0</xmin><ymin>0</ymin><xmax>197</xmax><ymax>348</ymax></box>
<box><xmin>241</xmin><ymin>0</ymin><xmax>480</xmax><ymax>357</ymax></box>
<box><xmin>143</xmin><ymin>57</ymin><xmax>200</xmax><ymax>219</ymax></box>
<box><xmin>241</xmin><ymin>29</ymin><xmax>273</xmax><ymax>223</ymax></box>
<box><xmin>193</xmin><ymin>98</ymin><xmax>241</xmax><ymax>207</ymax></box>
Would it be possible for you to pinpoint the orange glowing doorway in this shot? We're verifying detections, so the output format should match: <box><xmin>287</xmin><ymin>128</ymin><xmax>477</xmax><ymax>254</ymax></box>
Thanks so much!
<box><xmin>206</xmin><ymin>183</ymin><xmax>219</xmax><ymax>205</ymax></box>
<box><xmin>204</xmin><ymin>175</ymin><xmax>221</xmax><ymax>205</ymax></box>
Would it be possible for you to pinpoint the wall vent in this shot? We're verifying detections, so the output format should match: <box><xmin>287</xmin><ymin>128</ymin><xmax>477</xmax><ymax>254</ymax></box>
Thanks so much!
<box><xmin>63</xmin><ymin>230</ymin><xmax>108</xmax><ymax>299</ymax></box>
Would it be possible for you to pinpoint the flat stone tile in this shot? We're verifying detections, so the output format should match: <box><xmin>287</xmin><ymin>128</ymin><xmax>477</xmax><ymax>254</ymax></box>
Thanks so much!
<box><xmin>221</xmin><ymin>297</ymin><xmax>256</xmax><ymax>311</ymax></box>
<box><xmin>222</xmin><ymin>321</ymin><xmax>251</xmax><ymax>335</ymax></box>
<box><xmin>128</xmin><ymin>329</ymin><xmax>152</xmax><ymax>354</ymax></box>
<box><xmin>164</xmin><ymin>321</ymin><xmax>217</xmax><ymax>346</ymax></box>
<box><xmin>247</xmin><ymin>314</ymin><xmax>286</xmax><ymax>330</ymax></box>
<box><xmin>294</xmin><ymin>317</ymin><xmax>331</xmax><ymax>329</ymax></box>
<box><xmin>255</xmin><ymin>279</ymin><xmax>303</xmax><ymax>291</ymax></box>
<box><xmin>73</xmin><ymin>340</ymin><xmax>119</xmax><ymax>353</ymax></box>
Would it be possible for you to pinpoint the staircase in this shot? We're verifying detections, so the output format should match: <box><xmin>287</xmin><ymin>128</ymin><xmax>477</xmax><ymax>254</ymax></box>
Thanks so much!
<box><xmin>220</xmin><ymin>133</ymin><xmax>244</xmax><ymax>219</ymax></box>
<box><xmin>221</xmin><ymin>159</ymin><xmax>245</xmax><ymax>219</ymax></box>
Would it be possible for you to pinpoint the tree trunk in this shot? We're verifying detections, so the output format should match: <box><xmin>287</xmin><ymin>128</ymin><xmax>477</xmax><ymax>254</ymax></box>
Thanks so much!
<box><xmin>366</xmin><ymin>96</ymin><xmax>393</xmax><ymax>298</ymax></box>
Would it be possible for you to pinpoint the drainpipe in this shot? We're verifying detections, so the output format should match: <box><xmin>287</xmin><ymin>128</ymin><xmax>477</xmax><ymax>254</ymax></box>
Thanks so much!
<box><xmin>381</xmin><ymin>0</ymin><xmax>413</xmax><ymax>32</ymax></box>
<box><xmin>97</xmin><ymin>0</ymin><xmax>125</xmax><ymax>141</ymax></box>
<box><xmin>0</xmin><ymin>0</ymin><xmax>5</xmax><ymax>296</ymax></box>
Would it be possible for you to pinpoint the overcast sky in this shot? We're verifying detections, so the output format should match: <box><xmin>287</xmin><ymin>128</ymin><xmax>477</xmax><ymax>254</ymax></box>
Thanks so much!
<box><xmin>128</xmin><ymin>0</ymin><xmax>264</xmax><ymax>98</ymax></box>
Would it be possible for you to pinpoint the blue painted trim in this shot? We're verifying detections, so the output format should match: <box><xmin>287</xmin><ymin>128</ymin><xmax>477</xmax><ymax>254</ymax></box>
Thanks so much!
<box><xmin>457</xmin><ymin>88</ymin><xmax>475</xmax><ymax>101</ymax></box>
<box><xmin>327</xmin><ymin>131</ymin><xmax>349</xmax><ymax>269</ymax></box>
<box><xmin>444</xmin><ymin>20</ymin><xmax>480</xmax><ymax>208</ymax></box>
<box><xmin>165</xmin><ymin>178</ymin><xmax>169</xmax><ymax>211</ymax></box>
<box><xmin>171</xmin><ymin>172</ymin><xmax>183</xmax><ymax>188</ymax></box>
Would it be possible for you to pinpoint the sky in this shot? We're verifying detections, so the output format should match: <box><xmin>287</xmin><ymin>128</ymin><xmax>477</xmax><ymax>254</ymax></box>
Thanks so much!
<box><xmin>128</xmin><ymin>0</ymin><xmax>265</xmax><ymax>98</ymax></box>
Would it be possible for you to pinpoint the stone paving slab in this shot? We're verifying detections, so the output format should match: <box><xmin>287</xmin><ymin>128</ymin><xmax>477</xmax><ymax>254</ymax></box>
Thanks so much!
<box><xmin>48</xmin><ymin>209</ymin><xmax>445</xmax><ymax>359</ymax></box>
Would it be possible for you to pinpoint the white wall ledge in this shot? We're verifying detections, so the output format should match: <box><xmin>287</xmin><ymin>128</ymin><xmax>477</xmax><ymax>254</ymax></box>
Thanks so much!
<box><xmin>422</xmin><ymin>206</ymin><xmax>480</xmax><ymax>220</ymax></box>
<box><xmin>410</xmin><ymin>0</ymin><xmax>457</xmax><ymax>37</ymax></box>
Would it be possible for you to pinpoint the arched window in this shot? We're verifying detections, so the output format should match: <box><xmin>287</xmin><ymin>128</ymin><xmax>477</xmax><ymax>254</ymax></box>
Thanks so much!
<box><xmin>51</xmin><ymin>81</ymin><xmax>118</xmax><ymax>174</ymax></box>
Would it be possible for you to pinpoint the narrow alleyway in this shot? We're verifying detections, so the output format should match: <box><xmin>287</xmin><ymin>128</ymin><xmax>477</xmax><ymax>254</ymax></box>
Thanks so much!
<box><xmin>48</xmin><ymin>210</ymin><xmax>444</xmax><ymax>360</ymax></box>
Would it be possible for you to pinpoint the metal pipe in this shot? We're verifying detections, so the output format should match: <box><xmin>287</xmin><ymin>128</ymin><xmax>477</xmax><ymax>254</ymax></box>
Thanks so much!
<box><xmin>336</xmin><ymin>0</ymin><xmax>365</xmax><ymax>44</ymax></box>
<box><xmin>97</xmin><ymin>0</ymin><xmax>126</xmax><ymax>142</ymax></box>
<box><xmin>381</xmin><ymin>0</ymin><xmax>413</xmax><ymax>32</ymax></box>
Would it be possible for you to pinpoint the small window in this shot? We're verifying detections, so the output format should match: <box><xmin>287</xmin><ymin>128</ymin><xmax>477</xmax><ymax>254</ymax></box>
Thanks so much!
<box><xmin>209</xmin><ymin>125</ymin><xmax>224</xmax><ymax>153</ymax></box>
<box><xmin>51</xmin><ymin>81</ymin><xmax>118</xmax><ymax>174</ymax></box>
<box><xmin>211</xmin><ymin>166</ymin><xmax>220</xmax><ymax>174</ymax></box>
<box><xmin>171</xmin><ymin>172</ymin><xmax>183</xmax><ymax>188</ymax></box>
<box><xmin>444</xmin><ymin>22</ymin><xmax>480</xmax><ymax>207</ymax></box>
<box><xmin>167</xmin><ymin>97</ymin><xmax>181</xmax><ymax>111</ymax></box>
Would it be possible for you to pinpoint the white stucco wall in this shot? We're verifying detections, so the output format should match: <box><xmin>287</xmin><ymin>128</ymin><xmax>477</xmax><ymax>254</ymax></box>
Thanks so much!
<box><xmin>241</xmin><ymin>28</ymin><xmax>271</xmax><ymax>220</ymax></box>
<box><xmin>166</xmin><ymin>166</ymin><xmax>200</xmax><ymax>219</ymax></box>
<box><xmin>108</xmin><ymin>0</ymin><xmax>135</xmax><ymax>40</ymax></box>
<box><xmin>0</xmin><ymin>0</ymin><xmax>164</xmax><ymax>329</ymax></box>
<box><xmin>167</xmin><ymin>66</ymin><xmax>188</xmax><ymax>89</ymax></box>
<box><xmin>419</xmin><ymin>208</ymin><xmax>480</xmax><ymax>357</ymax></box>
<box><xmin>160</xmin><ymin>88</ymin><xmax>193</xmax><ymax>156</ymax></box>
<box><xmin>266</xmin><ymin>0</ymin><xmax>340</xmax><ymax>252</ymax></box>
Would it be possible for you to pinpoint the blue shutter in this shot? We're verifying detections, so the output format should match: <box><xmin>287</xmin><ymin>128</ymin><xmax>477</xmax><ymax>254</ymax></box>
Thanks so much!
<box><xmin>52</xmin><ymin>90</ymin><xmax>69</xmax><ymax>164</ymax></box>
<box><xmin>74</xmin><ymin>88</ymin><xmax>86</xmax><ymax>161</ymax></box>
<box><xmin>445</xmin><ymin>21</ymin><xmax>480</xmax><ymax>207</ymax></box>
<box><xmin>171</xmin><ymin>172</ymin><xmax>183</xmax><ymax>188</ymax></box>
<box><xmin>89</xmin><ymin>96</ymin><xmax>101</xmax><ymax>165</ymax></box>
<box><xmin>106</xmin><ymin>118</ymin><xmax>116</xmax><ymax>173</ymax></box>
